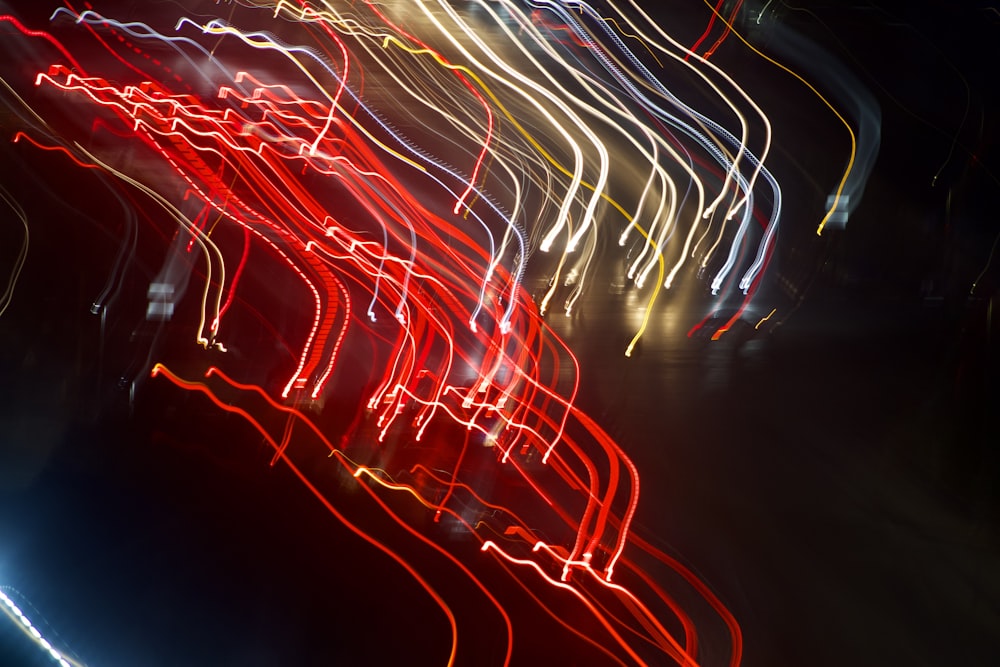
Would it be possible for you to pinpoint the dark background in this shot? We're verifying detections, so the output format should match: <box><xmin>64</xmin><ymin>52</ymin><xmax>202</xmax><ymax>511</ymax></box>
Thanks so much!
<box><xmin>2</xmin><ymin>1</ymin><xmax>998</xmax><ymax>665</ymax></box>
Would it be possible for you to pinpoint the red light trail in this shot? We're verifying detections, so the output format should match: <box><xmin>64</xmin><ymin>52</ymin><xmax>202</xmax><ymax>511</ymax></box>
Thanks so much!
<box><xmin>0</xmin><ymin>1</ymin><xmax>870</xmax><ymax>664</ymax></box>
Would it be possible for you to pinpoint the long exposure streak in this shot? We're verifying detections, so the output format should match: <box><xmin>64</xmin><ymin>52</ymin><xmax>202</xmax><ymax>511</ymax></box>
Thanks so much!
<box><xmin>0</xmin><ymin>1</ymin><xmax>872</xmax><ymax>664</ymax></box>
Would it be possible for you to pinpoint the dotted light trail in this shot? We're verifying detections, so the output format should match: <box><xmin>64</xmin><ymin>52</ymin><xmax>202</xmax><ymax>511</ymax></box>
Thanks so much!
<box><xmin>0</xmin><ymin>588</ymin><xmax>80</xmax><ymax>667</ymax></box>
<box><xmin>0</xmin><ymin>2</ymin><xmax>875</xmax><ymax>664</ymax></box>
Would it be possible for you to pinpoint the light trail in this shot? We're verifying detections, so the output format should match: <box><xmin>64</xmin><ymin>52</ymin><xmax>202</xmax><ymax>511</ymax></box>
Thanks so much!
<box><xmin>1</xmin><ymin>588</ymin><xmax>85</xmax><ymax>667</ymax></box>
<box><xmin>0</xmin><ymin>2</ymin><xmax>872</xmax><ymax>664</ymax></box>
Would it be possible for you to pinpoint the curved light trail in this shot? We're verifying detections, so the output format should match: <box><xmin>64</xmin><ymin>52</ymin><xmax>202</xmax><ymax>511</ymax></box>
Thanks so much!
<box><xmin>0</xmin><ymin>2</ymin><xmax>871</xmax><ymax>664</ymax></box>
